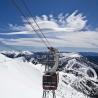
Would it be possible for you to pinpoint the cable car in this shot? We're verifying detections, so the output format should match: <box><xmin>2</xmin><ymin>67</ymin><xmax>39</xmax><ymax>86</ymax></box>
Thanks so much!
<box><xmin>43</xmin><ymin>72</ymin><xmax>59</xmax><ymax>90</ymax></box>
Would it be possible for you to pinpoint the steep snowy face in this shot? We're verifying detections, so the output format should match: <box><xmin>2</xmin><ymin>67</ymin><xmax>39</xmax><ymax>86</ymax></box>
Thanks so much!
<box><xmin>34</xmin><ymin>52</ymin><xmax>98</xmax><ymax>97</ymax></box>
<box><xmin>62</xmin><ymin>58</ymin><xmax>98</xmax><ymax>97</ymax></box>
<box><xmin>59</xmin><ymin>52</ymin><xmax>82</xmax><ymax>66</ymax></box>
<box><xmin>0</xmin><ymin>53</ymin><xmax>42</xmax><ymax>98</ymax></box>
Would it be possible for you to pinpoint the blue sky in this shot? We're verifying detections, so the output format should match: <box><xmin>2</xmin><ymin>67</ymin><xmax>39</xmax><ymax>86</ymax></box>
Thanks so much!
<box><xmin>0</xmin><ymin>0</ymin><xmax>98</xmax><ymax>29</ymax></box>
<box><xmin>0</xmin><ymin>0</ymin><xmax>98</xmax><ymax>52</ymax></box>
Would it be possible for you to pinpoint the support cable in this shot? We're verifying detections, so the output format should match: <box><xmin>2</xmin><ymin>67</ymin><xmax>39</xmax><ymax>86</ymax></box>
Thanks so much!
<box><xmin>11</xmin><ymin>0</ymin><xmax>50</xmax><ymax>49</ymax></box>
<box><xmin>21</xmin><ymin>0</ymin><xmax>52</xmax><ymax>47</ymax></box>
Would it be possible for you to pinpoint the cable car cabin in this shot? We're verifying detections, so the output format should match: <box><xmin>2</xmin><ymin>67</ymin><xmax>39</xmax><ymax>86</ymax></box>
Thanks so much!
<box><xmin>43</xmin><ymin>72</ymin><xmax>59</xmax><ymax>90</ymax></box>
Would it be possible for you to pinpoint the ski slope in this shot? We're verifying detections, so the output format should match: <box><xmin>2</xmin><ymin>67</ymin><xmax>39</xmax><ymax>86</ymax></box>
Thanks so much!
<box><xmin>0</xmin><ymin>53</ymin><xmax>92</xmax><ymax>98</ymax></box>
<box><xmin>0</xmin><ymin>53</ymin><xmax>42</xmax><ymax>98</ymax></box>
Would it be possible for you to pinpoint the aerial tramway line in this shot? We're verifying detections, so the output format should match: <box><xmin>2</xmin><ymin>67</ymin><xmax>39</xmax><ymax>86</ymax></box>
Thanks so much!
<box><xmin>10</xmin><ymin>0</ymin><xmax>60</xmax><ymax>98</ymax></box>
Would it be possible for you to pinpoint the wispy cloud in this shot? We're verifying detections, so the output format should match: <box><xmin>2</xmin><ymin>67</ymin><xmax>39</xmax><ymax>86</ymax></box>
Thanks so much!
<box><xmin>0</xmin><ymin>10</ymin><xmax>98</xmax><ymax>51</ymax></box>
<box><xmin>8</xmin><ymin>10</ymin><xmax>87</xmax><ymax>32</ymax></box>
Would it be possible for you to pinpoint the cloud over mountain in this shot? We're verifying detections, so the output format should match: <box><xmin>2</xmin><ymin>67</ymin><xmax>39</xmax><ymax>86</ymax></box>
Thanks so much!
<box><xmin>0</xmin><ymin>10</ymin><xmax>98</xmax><ymax>51</ymax></box>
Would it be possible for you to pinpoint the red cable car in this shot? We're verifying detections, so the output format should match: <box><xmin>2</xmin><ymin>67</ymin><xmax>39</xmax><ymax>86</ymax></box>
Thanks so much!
<box><xmin>43</xmin><ymin>72</ymin><xmax>59</xmax><ymax>90</ymax></box>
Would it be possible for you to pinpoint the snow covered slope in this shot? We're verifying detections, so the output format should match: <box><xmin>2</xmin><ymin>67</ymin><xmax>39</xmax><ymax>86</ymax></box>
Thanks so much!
<box><xmin>0</xmin><ymin>52</ymin><xmax>98</xmax><ymax>98</ymax></box>
<box><xmin>0</xmin><ymin>53</ymin><xmax>42</xmax><ymax>98</ymax></box>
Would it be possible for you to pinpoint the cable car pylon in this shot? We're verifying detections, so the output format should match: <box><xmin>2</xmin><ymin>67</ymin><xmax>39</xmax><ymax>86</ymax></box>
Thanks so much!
<box><xmin>42</xmin><ymin>47</ymin><xmax>59</xmax><ymax>98</ymax></box>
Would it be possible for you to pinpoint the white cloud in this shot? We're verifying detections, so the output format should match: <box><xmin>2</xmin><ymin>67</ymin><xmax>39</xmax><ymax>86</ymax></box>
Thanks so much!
<box><xmin>0</xmin><ymin>10</ymin><xmax>98</xmax><ymax>51</ymax></box>
<box><xmin>8</xmin><ymin>10</ymin><xmax>87</xmax><ymax>32</ymax></box>
<box><xmin>8</xmin><ymin>24</ymin><xmax>27</xmax><ymax>31</ymax></box>
<box><xmin>0</xmin><ymin>31</ymin><xmax>32</xmax><ymax>35</ymax></box>
<box><xmin>66</xmin><ymin>10</ymin><xmax>87</xmax><ymax>31</ymax></box>
<box><xmin>0</xmin><ymin>30</ymin><xmax>98</xmax><ymax>48</ymax></box>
